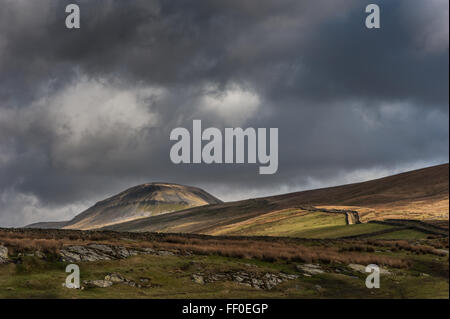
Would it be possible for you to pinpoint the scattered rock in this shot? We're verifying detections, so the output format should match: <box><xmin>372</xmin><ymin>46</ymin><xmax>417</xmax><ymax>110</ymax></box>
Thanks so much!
<box><xmin>0</xmin><ymin>245</ymin><xmax>7</xmax><ymax>258</ymax></box>
<box><xmin>296</xmin><ymin>264</ymin><xmax>324</xmax><ymax>275</ymax></box>
<box><xmin>117</xmin><ymin>246</ymin><xmax>139</xmax><ymax>258</ymax></box>
<box><xmin>104</xmin><ymin>273</ymin><xmax>142</xmax><ymax>288</ymax></box>
<box><xmin>0</xmin><ymin>245</ymin><xmax>8</xmax><ymax>264</ymax></box>
<box><xmin>60</xmin><ymin>245</ymin><xmax>112</xmax><ymax>262</ymax></box>
<box><xmin>314</xmin><ymin>284</ymin><xmax>323</xmax><ymax>291</ymax></box>
<box><xmin>192</xmin><ymin>274</ymin><xmax>205</xmax><ymax>285</ymax></box>
<box><xmin>157</xmin><ymin>250</ymin><xmax>175</xmax><ymax>256</ymax></box>
<box><xmin>34</xmin><ymin>251</ymin><xmax>46</xmax><ymax>259</ymax></box>
<box><xmin>191</xmin><ymin>271</ymin><xmax>298</xmax><ymax>290</ymax></box>
<box><xmin>59</xmin><ymin>244</ymin><xmax>182</xmax><ymax>263</ymax></box>
<box><xmin>279</xmin><ymin>273</ymin><xmax>299</xmax><ymax>280</ymax></box>
<box><xmin>83</xmin><ymin>280</ymin><xmax>113</xmax><ymax>288</ymax></box>
<box><xmin>141</xmin><ymin>248</ymin><xmax>156</xmax><ymax>254</ymax></box>
<box><xmin>251</xmin><ymin>278</ymin><xmax>264</xmax><ymax>289</ymax></box>
<box><xmin>380</xmin><ymin>268</ymin><xmax>392</xmax><ymax>275</ymax></box>
<box><xmin>262</xmin><ymin>273</ymin><xmax>284</xmax><ymax>290</ymax></box>
<box><xmin>105</xmin><ymin>273</ymin><xmax>126</xmax><ymax>283</ymax></box>
<box><xmin>348</xmin><ymin>264</ymin><xmax>366</xmax><ymax>273</ymax></box>
<box><xmin>88</xmin><ymin>244</ymin><xmax>116</xmax><ymax>255</ymax></box>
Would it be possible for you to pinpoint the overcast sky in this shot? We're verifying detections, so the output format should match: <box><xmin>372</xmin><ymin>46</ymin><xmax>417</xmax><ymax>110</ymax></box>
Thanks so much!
<box><xmin>0</xmin><ymin>0</ymin><xmax>448</xmax><ymax>227</ymax></box>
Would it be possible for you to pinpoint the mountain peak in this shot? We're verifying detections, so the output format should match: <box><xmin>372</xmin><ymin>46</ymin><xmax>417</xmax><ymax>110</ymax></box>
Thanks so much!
<box><xmin>61</xmin><ymin>183</ymin><xmax>221</xmax><ymax>230</ymax></box>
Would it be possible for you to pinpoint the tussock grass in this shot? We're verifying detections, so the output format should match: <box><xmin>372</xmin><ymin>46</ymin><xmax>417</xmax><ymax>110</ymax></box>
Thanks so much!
<box><xmin>364</xmin><ymin>239</ymin><xmax>448</xmax><ymax>256</ymax></box>
<box><xmin>0</xmin><ymin>238</ymin><xmax>64</xmax><ymax>254</ymax></box>
<box><xmin>2</xmin><ymin>228</ymin><xmax>446</xmax><ymax>269</ymax></box>
<box><xmin>141</xmin><ymin>236</ymin><xmax>411</xmax><ymax>268</ymax></box>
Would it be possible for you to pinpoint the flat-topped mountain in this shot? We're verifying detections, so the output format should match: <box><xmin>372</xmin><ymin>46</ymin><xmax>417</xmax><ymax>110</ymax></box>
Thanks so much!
<box><xmin>27</xmin><ymin>183</ymin><xmax>221</xmax><ymax>230</ymax></box>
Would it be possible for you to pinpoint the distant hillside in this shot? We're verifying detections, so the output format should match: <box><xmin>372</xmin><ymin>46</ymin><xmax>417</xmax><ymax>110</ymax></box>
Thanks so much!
<box><xmin>25</xmin><ymin>221</ymin><xmax>69</xmax><ymax>229</ymax></box>
<box><xmin>103</xmin><ymin>164</ymin><xmax>449</xmax><ymax>235</ymax></box>
<box><xmin>26</xmin><ymin>183</ymin><xmax>222</xmax><ymax>230</ymax></box>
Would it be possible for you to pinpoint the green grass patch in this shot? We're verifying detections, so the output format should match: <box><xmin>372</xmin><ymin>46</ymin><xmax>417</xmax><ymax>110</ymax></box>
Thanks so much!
<box><xmin>368</xmin><ymin>229</ymin><xmax>429</xmax><ymax>240</ymax></box>
<box><xmin>224</xmin><ymin>212</ymin><xmax>346</xmax><ymax>237</ymax></box>
<box><xmin>0</xmin><ymin>248</ymin><xmax>448</xmax><ymax>299</ymax></box>
<box><xmin>294</xmin><ymin>223</ymin><xmax>397</xmax><ymax>239</ymax></box>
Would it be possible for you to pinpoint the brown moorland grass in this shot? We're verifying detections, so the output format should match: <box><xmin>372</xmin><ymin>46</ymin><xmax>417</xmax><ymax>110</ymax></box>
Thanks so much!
<box><xmin>142</xmin><ymin>238</ymin><xmax>411</xmax><ymax>268</ymax></box>
<box><xmin>0</xmin><ymin>238</ymin><xmax>64</xmax><ymax>254</ymax></box>
<box><xmin>2</xmin><ymin>228</ymin><xmax>440</xmax><ymax>269</ymax></box>
<box><xmin>1</xmin><ymin>228</ymin><xmax>446</xmax><ymax>253</ymax></box>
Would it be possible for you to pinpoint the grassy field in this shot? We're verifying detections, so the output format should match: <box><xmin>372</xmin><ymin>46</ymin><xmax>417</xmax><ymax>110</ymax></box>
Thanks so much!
<box><xmin>0</xmin><ymin>228</ymin><xmax>448</xmax><ymax>299</ymax></box>
<box><xmin>210</xmin><ymin>210</ymin><xmax>346</xmax><ymax>237</ymax></box>
<box><xmin>1</xmin><ymin>249</ymin><xmax>448</xmax><ymax>299</ymax></box>
<box><xmin>368</xmin><ymin>229</ymin><xmax>430</xmax><ymax>240</ymax></box>
<box><xmin>289</xmin><ymin>223</ymin><xmax>397</xmax><ymax>239</ymax></box>
<box><xmin>208</xmin><ymin>211</ymin><xmax>435</xmax><ymax>240</ymax></box>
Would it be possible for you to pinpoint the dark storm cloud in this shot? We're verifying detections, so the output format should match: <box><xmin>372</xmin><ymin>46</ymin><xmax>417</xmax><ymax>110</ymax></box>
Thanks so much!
<box><xmin>0</xmin><ymin>0</ymin><xmax>448</xmax><ymax>226</ymax></box>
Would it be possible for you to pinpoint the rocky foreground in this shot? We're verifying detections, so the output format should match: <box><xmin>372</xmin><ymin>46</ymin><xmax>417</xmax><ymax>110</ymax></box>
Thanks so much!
<box><xmin>1</xmin><ymin>230</ymin><xmax>449</xmax><ymax>299</ymax></box>
<box><xmin>0</xmin><ymin>242</ymin><xmax>412</xmax><ymax>291</ymax></box>
<box><xmin>59</xmin><ymin>244</ymin><xmax>302</xmax><ymax>290</ymax></box>
<box><xmin>0</xmin><ymin>243</ymin><xmax>306</xmax><ymax>290</ymax></box>
<box><xmin>0</xmin><ymin>245</ymin><xmax>8</xmax><ymax>264</ymax></box>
